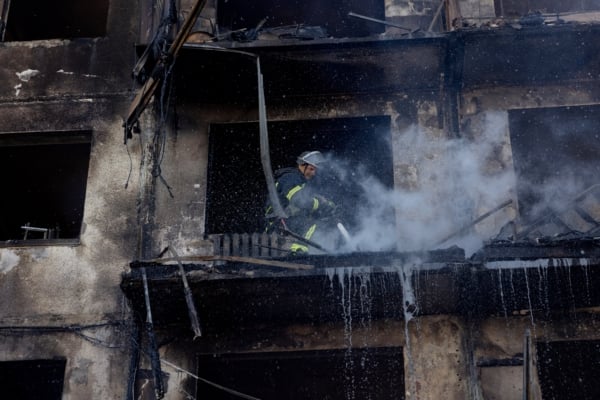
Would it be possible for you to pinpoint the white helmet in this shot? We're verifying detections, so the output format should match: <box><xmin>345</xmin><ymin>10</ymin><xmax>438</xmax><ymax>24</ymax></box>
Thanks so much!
<box><xmin>297</xmin><ymin>151</ymin><xmax>325</xmax><ymax>167</ymax></box>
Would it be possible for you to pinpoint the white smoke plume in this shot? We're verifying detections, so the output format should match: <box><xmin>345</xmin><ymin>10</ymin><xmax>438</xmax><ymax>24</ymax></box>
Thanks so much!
<box><xmin>319</xmin><ymin>111</ymin><xmax>517</xmax><ymax>256</ymax></box>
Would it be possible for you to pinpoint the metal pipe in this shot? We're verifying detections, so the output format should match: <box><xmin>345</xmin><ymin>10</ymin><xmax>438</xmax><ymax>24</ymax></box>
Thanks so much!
<box><xmin>348</xmin><ymin>11</ymin><xmax>412</xmax><ymax>31</ymax></box>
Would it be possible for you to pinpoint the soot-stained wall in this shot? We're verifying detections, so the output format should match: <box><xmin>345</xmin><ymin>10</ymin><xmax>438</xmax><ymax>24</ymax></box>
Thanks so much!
<box><xmin>0</xmin><ymin>0</ymin><xmax>141</xmax><ymax>398</ymax></box>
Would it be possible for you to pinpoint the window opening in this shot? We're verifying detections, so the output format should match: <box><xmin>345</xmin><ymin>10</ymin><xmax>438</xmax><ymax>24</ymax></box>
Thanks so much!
<box><xmin>0</xmin><ymin>131</ymin><xmax>92</xmax><ymax>243</ymax></box>
<box><xmin>508</xmin><ymin>105</ymin><xmax>600</xmax><ymax>223</ymax></box>
<box><xmin>0</xmin><ymin>359</ymin><xmax>67</xmax><ymax>400</ymax></box>
<box><xmin>205</xmin><ymin>116</ymin><xmax>393</xmax><ymax>234</ymax></box>
<box><xmin>1</xmin><ymin>0</ymin><xmax>109</xmax><ymax>41</ymax></box>
<box><xmin>216</xmin><ymin>0</ymin><xmax>386</xmax><ymax>39</ymax></box>
<box><xmin>537</xmin><ymin>340</ymin><xmax>600</xmax><ymax>400</ymax></box>
<box><xmin>494</xmin><ymin>0</ymin><xmax>600</xmax><ymax>18</ymax></box>
<box><xmin>197</xmin><ymin>347</ymin><xmax>404</xmax><ymax>400</ymax></box>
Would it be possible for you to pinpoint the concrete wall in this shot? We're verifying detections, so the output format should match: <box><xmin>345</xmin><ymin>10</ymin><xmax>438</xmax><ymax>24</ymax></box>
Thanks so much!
<box><xmin>0</xmin><ymin>0</ymin><xmax>140</xmax><ymax>398</ymax></box>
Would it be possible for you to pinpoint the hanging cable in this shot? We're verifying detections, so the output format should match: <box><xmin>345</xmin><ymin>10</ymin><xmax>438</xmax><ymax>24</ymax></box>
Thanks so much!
<box><xmin>0</xmin><ymin>321</ymin><xmax>131</xmax><ymax>350</ymax></box>
<box><xmin>160</xmin><ymin>358</ymin><xmax>262</xmax><ymax>400</ymax></box>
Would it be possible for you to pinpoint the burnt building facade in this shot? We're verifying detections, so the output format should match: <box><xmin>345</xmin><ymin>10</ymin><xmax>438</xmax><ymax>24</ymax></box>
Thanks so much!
<box><xmin>1</xmin><ymin>0</ymin><xmax>600</xmax><ymax>399</ymax></box>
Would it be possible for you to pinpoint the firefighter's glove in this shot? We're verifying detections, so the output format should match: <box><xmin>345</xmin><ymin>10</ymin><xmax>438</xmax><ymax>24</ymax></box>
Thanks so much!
<box><xmin>316</xmin><ymin>195</ymin><xmax>337</xmax><ymax>217</ymax></box>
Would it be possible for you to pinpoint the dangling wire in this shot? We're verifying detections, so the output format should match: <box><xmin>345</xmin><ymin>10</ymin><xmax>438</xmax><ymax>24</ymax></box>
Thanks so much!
<box><xmin>152</xmin><ymin>56</ymin><xmax>176</xmax><ymax>198</ymax></box>
<box><xmin>148</xmin><ymin>0</ymin><xmax>179</xmax><ymax>198</ymax></box>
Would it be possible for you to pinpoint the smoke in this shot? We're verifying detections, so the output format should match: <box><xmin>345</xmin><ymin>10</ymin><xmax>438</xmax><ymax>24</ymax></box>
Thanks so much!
<box><xmin>523</xmin><ymin>170</ymin><xmax>594</xmax><ymax>221</ymax></box>
<box><xmin>316</xmin><ymin>111</ymin><xmax>517</xmax><ymax>256</ymax></box>
<box><xmin>513</xmin><ymin>110</ymin><xmax>600</xmax><ymax>222</ymax></box>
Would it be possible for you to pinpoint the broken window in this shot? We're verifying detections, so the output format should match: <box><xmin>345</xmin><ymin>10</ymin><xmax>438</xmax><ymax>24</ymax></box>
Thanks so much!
<box><xmin>508</xmin><ymin>105</ymin><xmax>600</xmax><ymax>225</ymax></box>
<box><xmin>494</xmin><ymin>0</ymin><xmax>600</xmax><ymax>17</ymax></box>
<box><xmin>0</xmin><ymin>131</ymin><xmax>92</xmax><ymax>243</ymax></box>
<box><xmin>0</xmin><ymin>359</ymin><xmax>67</xmax><ymax>400</ymax></box>
<box><xmin>0</xmin><ymin>0</ymin><xmax>109</xmax><ymax>41</ymax></box>
<box><xmin>216</xmin><ymin>0</ymin><xmax>386</xmax><ymax>40</ymax></box>
<box><xmin>537</xmin><ymin>340</ymin><xmax>600</xmax><ymax>400</ymax></box>
<box><xmin>205</xmin><ymin>116</ymin><xmax>393</xmax><ymax>234</ymax></box>
<box><xmin>197</xmin><ymin>347</ymin><xmax>404</xmax><ymax>399</ymax></box>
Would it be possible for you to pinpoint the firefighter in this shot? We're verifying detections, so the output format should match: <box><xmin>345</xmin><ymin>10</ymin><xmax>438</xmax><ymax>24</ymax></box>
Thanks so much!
<box><xmin>265</xmin><ymin>150</ymin><xmax>338</xmax><ymax>254</ymax></box>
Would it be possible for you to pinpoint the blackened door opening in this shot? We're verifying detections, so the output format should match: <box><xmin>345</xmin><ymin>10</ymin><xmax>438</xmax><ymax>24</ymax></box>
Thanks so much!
<box><xmin>206</xmin><ymin>116</ymin><xmax>393</xmax><ymax>234</ymax></box>
<box><xmin>197</xmin><ymin>347</ymin><xmax>404</xmax><ymax>400</ymax></box>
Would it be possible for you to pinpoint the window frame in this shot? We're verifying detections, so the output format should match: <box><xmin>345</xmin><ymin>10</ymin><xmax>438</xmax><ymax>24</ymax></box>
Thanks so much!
<box><xmin>0</xmin><ymin>358</ymin><xmax>67</xmax><ymax>400</ymax></box>
<box><xmin>0</xmin><ymin>130</ymin><xmax>92</xmax><ymax>248</ymax></box>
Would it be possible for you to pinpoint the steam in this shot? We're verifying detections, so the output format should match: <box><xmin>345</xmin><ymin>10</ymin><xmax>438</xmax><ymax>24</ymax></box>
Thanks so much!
<box><xmin>317</xmin><ymin>111</ymin><xmax>517</xmax><ymax>256</ymax></box>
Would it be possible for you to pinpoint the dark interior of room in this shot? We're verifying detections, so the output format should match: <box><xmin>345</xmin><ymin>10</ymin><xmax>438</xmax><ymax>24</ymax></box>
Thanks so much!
<box><xmin>0</xmin><ymin>132</ymin><xmax>91</xmax><ymax>241</ymax></box>
<box><xmin>197</xmin><ymin>347</ymin><xmax>404</xmax><ymax>400</ymax></box>
<box><xmin>508</xmin><ymin>105</ymin><xmax>600</xmax><ymax>223</ymax></box>
<box><xmin>0</xmin><ymin>359</ymin><xmax>66</xmax><ymax>400</ymax></box>
<box><xmin>205</xmin><ymin>116</ymin><xmax>393</xmax><ymax>234</ymax></box>
<box><xmin>537</xmin><ymin>340</ymin><xmax>600</xmax><ymax>400</ymax></box>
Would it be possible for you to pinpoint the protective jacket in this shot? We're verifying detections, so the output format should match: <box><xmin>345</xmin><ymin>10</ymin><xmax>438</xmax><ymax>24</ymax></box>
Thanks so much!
<box><xmin>265</xmin><ymin>167</ymin><xmax>335</xmax><ymax>235</ymax></box>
